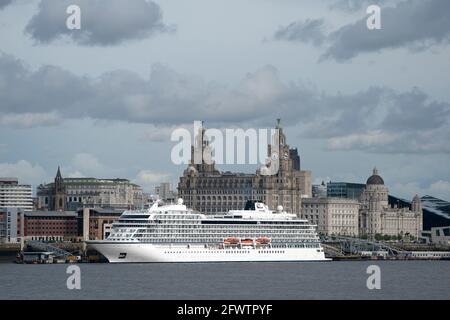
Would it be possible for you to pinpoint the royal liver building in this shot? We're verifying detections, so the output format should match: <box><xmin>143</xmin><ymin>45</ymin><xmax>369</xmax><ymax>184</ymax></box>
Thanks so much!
<box><xmin>178</xmin><ymin>120</ymin><xmax>312</xmax><ymax>214</ymax></box>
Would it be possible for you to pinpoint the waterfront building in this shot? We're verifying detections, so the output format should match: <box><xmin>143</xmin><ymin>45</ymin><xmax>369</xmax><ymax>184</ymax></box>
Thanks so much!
<box><xmin>327</xmin><ymin>182</ymin><xmax>366</xmax><ymax>200</ymax></box>
<box><xmin>37</xmin><ymin>167</ymin><xmax>145</xmax><ymax>211</ymax></box>
<box><xmin>300</xmin><ymin>197</ymin><xmax>360</xmax><ymax>236</ymax></box>
<box><xmin>0</xmin><ymin>178</ymin><xmax>33</xmax><ymax>211</ymax></box>
<box><xmin>418</xmin><ymin>195</ymin><xmax>450</xmax><ymax>230</ymax></box>
<box><xmin>23</xmin><ymin>211</ymin><xmax>78</xmax><ymax>242</ymax></box>
<box><xmin>359</xmin><ymin>168</ymin><xmax>423</xmax><ymax>239</ymax></box>
<box><xmin>289</xmin><ymin>148</ymin><xmax>301</xmax><ymax>171</ymax></box>
<box><xmin>0</xmin><ymin>207</ymin><xmax>22</xmax><ymax>243</ymax></box>
<box><xmin>1</xmin><ymin>208</ymin><xmax>79</xmax><ymax>243</ymax></box>
<box><xmin>312</xmin><ymin>181</ymin><xmax>327</xmax><ymax>198</ymax></box>
<box><xmin>155</xmin><ymin>183</ymin><xmax>177</xmax><ymax>202</ymax></box>
<box><xmin>1</xmin><ymin>207</ymin><xmax>122</xmax><ymax>242</ymax></box>
<box><xmin>79</xmin><ymin>208</ymin><xmax>123</xmax><ymax>240</ymax></box>
<box><xmin>429</xmin><ymin>226</ymin><xmax>450</xmax><ymax>245</ymax></box>
<box><xmin>177</xmin><ymin>120</ymin><xmax>312</xmax><ymax>214</ymax></box>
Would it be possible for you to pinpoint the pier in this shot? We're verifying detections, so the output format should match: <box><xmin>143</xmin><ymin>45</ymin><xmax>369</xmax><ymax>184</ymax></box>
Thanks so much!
<box><xmin>322</xmin><ymin>236</ymin><xmax>450</xmax><ymax>260</ymax></box>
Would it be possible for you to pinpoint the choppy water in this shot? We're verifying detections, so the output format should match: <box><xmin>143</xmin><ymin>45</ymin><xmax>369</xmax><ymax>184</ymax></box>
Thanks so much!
<box><xmin>0</xmin><ymin>261</ymin><xmax>449</xmax><ymax>300</ymax></box>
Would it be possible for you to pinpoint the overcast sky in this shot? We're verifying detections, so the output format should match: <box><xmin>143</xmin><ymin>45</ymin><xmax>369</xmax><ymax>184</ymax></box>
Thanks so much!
<box><xmin>1</xmin><ymin>0</ymin><xmax>450</xmax><ymax>201</ymax></box>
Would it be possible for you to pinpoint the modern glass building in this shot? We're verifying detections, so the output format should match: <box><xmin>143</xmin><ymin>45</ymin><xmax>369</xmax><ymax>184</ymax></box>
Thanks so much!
<box><xmin>326</xmin><ymin>182</ymin><xmax>366</xmax><ymax>200</ymax></box>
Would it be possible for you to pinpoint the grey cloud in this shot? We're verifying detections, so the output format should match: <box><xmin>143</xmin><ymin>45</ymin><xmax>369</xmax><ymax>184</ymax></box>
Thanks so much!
<box><xmin>329</xmin><ymin>0</ymin><xmax>395</xmax><ymax>11</ymax></box>
<box><xmin>273</xmin><ymin>19</ymin><xmax>326</xmax><ymax>46</ymax></box>
<box><xmin>1</xmin><ymin>53</ymin><xmax>449</xmax><ymax>154</ymax></box>
<box><xmin>0</xmin><ymin>0</ymin><xmax>13</xmax><ymax>10</ymax></box>
<box><xmin>381</xmin><ymin>88</ymin><xmax>450</xmax><ymax>131</ymax></box>
<box><xmin>25</xmin><ymin>0</ymin><xmax>174</xmax><ymax>46</ymax></box>
<box><xmin>276</xmin><ymin>0</ymin><xmax>450</xmax><ymax>62</ymax></box>
<box><xmin>322</xmin><ymin>0</ymin><xmax>450</xmax><ymax>61</ymax></box>
<box><xmin>0</xmin><ymin>54</ymin><xmax>94</xmax><ymax>117</ymax></box>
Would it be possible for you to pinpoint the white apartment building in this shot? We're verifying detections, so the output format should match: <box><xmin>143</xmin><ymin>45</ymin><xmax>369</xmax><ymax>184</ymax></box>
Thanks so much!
<box><xmin>0</xmin><ymin>178</ymin><xmax>33</xmax><ymax>211</ymax></box>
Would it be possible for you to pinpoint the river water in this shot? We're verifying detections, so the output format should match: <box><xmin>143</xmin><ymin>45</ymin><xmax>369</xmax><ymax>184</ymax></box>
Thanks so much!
<box><xmin>0</xmin><ymin>261</ymin><xmax>449</xmax><ymax>300</ymax></box>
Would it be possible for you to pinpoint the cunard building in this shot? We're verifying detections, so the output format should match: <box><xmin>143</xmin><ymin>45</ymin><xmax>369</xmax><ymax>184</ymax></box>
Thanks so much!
<box><xmin>178</xmin><ymin>120</ymin><xmax>312</xmax><ymax>214</ymax></box>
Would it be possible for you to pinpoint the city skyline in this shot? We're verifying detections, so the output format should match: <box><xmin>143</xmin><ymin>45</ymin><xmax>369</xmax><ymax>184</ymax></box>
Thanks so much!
<box><xmin>1</xmin><ymin>0</ymin><xmax>450</xmax><ymax>201</ymax></box>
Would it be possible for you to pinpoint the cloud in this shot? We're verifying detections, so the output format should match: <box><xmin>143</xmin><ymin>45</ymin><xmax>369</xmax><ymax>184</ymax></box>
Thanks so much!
<box><xmin>392</xmin><ymin>180</ymin><xmax>450</xmax><ymax>201</ymax></box>
<box><xmin>381</xmin><ymin>88</ymin><xmax>450</xmax><ymax>131</ymax></box>
<box><xmin>329</xmin><ymin>0</ymin><xmax>395</xmax><ymax>12</ymax></box>
<box><xmin>0</xmin><ymin>0</ymin><xmax>13</xmax><ymax>10</ymax></box>
<box><xmin>136</xmin><ymin>170</ymin><xmax>171</xmax><ymax>184</ymax></box>
<box><xmin>0</xmin><ymin>53</ymin><xmax>94</xmax><ymax>119</ymax></box>
<box><xmin>134</xmin><ymin>170</ymin><xmax>171</xmax><ymax>191</ymax></box>
<box><xmin>428</xmin><ymin>180</ymin><xmax>450</xmax><ymax>197</ymax></box>
<box><xmin>25</xmin><ymin>0</ymin><xmax>174</xmax><ymax>46</ymax></box>
<box><xmin>273</xmin><ymin>19</ymin><xmax>326</xmax><ymax>46</ymax></box>
<box><xmin>0</xmin><ymin>112</ymin><xmax>61</xmax><ymax>128</ymax></box>
<box><xmin>0</xmin><ymin>160</ymin><xmax>48</xmax><ymax>185</ymax></box>
<box><xmin>323</xmin><ymin>0</ymin><xmax>450</xmax><ymax>61</ymax></box>
<box><xmin>1</xmin><ymin>52</ymin><xmax>450</xmax><ymax>154</ymax></box>
<box><xmin>66</xmin><ymin>170</ymin><xmax>85</xmax><ymax>178</ymax></box>
<box><xmin>0</xmin><ymin>53</ymin><xmax>297</xmax><ymax>127</ymax></box>
<box><xmin>327</xmin><ymin>131</ymin><xmax>398</xmax><ymax>151</ymax></box>
<box><xmin>71</xmin><ymin>153</ymin><xmax>103</xmax><ymax>175</ymax></box>
<box><xmin>276</xmin><ymin>0</ymin><xmax>450</xmax><ymax>62</ymax></box>
<box><xmin>141</xmin><ymin>124</ymin><xmax>190</xmax><ymax>143</ymax></box>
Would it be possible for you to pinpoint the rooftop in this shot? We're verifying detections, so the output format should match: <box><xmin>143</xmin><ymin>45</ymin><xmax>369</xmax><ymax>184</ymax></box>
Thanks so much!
<box><xmin>0</xmin><ymin>178</ymin><xmax>19</xmax><ymax>185</ymax></box>
<box><xmin>40</xmin><ymin>177</ymin><xmax>140</xmax><ymax>187</ymax></box>
<box><xmin>366</xmin><ymin>167</ymin><xmax>385</xmax><ymax>185</ymax></box>
<box><xmin>24</xmin><ymin>211</ymin><xmax>78</xmax><ymax>217</ymax></box>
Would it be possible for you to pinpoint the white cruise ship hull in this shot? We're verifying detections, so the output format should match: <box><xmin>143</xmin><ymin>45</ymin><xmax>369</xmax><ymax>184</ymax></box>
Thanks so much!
<box><xmin>87</xmin><ymin>241</ymin><xmax>329</xmax><ymax>263</ymax></box>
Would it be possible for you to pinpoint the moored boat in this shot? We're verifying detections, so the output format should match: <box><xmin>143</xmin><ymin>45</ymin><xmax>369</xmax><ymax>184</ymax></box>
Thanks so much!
<box><xmin>87</xmin><ymin>199</ymin><xmax>329</xmax><ymax>263</ymax></box>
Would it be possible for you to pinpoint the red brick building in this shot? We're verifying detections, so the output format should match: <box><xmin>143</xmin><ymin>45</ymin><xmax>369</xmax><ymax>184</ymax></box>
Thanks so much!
<box><xmin>24</xmin><ymin>211</ymin><xmax>79</xmax><ymax>241</ymax></box>
<box><xmin>1</xmin><ymin>208</ymin><xmax>123</xmax><ymax>243</ymax></box>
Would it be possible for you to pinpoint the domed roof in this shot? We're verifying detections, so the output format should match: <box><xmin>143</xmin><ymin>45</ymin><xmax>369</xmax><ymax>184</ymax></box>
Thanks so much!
<box><xmin>366</xmin><ymin>167</ymin><xmax>384</xmax><ymax>185</ymax></box>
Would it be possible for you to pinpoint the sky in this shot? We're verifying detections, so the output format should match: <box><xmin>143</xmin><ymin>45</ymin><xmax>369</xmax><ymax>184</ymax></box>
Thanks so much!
<box><xmin>0</xmin><ymin>0</ymin><xmax>450</xmax><ymax>201</ymax></box>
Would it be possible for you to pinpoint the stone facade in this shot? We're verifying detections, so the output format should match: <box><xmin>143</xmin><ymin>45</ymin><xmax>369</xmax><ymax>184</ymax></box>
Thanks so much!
<box><xmin>178</xmin><ymin>120</ymin><xmax>312</xmax><ymax>214</ymax></box>
<box><xmin>37</xmin><ymin>168</ymin><xmax>145</xmax><ymax>211</ymax></box>
<box><xmin>359</xmin><ymin>168</ymin><xmax>423</xmax><ymax>238</ymax></box>
<box><xmin>155</xmin><ymin>183</ymin><xmax>177</xmax><ymax>202</ymax></box>
<box><xmin>301</xmin><ymin>197</ymin><xmax>360</xmax><ymax>236</ymax></box>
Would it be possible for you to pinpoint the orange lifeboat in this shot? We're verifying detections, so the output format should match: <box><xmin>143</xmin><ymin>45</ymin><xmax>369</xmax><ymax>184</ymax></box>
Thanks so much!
<box><xmin>241</xmin><ymin>239</ymin><xmax>253</xmax><ymax>245</ymax></box>
<box><xmin>224</xmin><ymin>237</ymin><xmax>240</xmax><ymax>245</ymax></box>
<box><xmin>256</xmin><ymin>237</ymin><xmax>271</xmax><ymax>245</ymax></box>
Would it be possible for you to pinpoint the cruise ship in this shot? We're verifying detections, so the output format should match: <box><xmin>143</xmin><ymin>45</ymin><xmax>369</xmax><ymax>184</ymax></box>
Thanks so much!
<box><xmin>87</xmin><ymin>199</ymin><xmax>329</xmax><ymax>263</ymax></box>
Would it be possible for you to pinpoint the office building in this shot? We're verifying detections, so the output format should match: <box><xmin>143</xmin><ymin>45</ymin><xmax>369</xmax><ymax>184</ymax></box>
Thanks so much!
<box><xmin>301</xmin><ymin>197</ymin><xmax>360</xmax><ymax>236</ymax></box>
